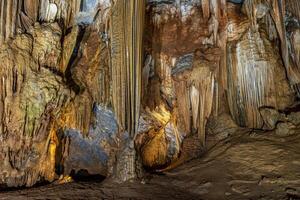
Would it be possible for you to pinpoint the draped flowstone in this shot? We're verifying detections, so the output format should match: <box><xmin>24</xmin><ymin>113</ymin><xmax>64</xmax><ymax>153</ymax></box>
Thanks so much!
<box><xmin>110</xmin><ymin>0</ymin><xmax>145</xmax><ymax>181</ymax></box>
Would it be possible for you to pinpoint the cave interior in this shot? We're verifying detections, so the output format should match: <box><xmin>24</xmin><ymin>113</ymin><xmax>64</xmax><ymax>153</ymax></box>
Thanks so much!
<box><xmin>1</xmin><ymin>0</ymin><xmax>300</xmax><ymax>199</ymax></box>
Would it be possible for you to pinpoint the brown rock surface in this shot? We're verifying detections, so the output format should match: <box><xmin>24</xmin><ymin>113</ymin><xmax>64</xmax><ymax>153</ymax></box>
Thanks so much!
<box><xmin>0</xmin><ymin>23</ymin><xmax>72</xmax><ymax>187</ymax></box>
<box><xmin>2</xmin><ymin>130</ymin><xmax>300</xmax><ymax>200</ymax></box>
<box><xmin>1</xmin><ymin>0</ymin><xmax>300</xmax><ymax>195</ymax></box>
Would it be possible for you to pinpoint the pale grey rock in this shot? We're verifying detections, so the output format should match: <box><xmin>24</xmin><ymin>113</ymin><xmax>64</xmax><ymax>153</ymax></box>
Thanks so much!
<box><xmin>114</xmin><ymin>136</ymin><xmax>137</xmax><ymax>182</ymax></box>
<box><xmin>172</xmin><ymin>53</ymin><xmax>194</xmax><ymax>75</ymax></box>
<box><xmin>275</xmin><ymin>122</ymin><xmax>296</xmax><ymax>137</ymax></box>
<box><xmin>76</xmin><ymin>0</ymin><xmax>111</xmax><ymax>25</ymax></box>
<box><xmin>165</xmin><ymin>122</ymin><xmax>183</xmax><ymax>161</ymax></box>
<box><xmin>39</xmin><ymin>1</ymin><xmax>58</xmax><ymax>22</ymax></box>
<box><xmin>287</xmin><ymin>112</ymin><xmax>300</xmax><ymax>126</ymax></box>
<box><xmin>207</xmin><ymin>113</ymin><xmax>239</xmax><ymax>140</ymax></box>
<box><xmin>62</xmin><ymin>105</ymin><xmax>118</xmax><ymax>177</ymax></box>
<box><xmin>259</xmin><ymin>107</ymin><xmax>282</xmax><ymax>130</ymax></box>
<box><xmin>228</xmin><ymin>0</ymin><xmax>244</xmax><ymax>3</ymax></box>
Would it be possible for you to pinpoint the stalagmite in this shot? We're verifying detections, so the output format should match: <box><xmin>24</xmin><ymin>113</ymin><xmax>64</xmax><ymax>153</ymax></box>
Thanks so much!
<box><xmin>189</xmin><ymin>50</ymin><xmax>216</xmax><ymax>146</ymax></box>
<box><xmin>202</xmin><ymin>0</ymin><xmax>210</xmax><ymax>20</ymax></box>
<box><xmin>1</xmin><ymin>0</ymin><xmax>300</xmax><ymax>193</ymax></box>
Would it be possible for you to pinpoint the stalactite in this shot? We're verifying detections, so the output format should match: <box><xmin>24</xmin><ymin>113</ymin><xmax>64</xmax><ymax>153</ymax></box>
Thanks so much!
<box><xmin>24</xmin><ymin>0</ymin><xmax>39</xmax><ymax>21</ymax></box>
<box><xmin>55</xmin><ymin>0</ymin><xmax>81</xmax><ymax>28</ymax></box>
<box><xmin>39</xmin><ymin>0</ymin><xmax>57</xmax><ymax>22</ymax></box>
<box><xmin>202</xmin><ymin>0</ymin><xmax>210</xmax><ymax>20</ymax></box>
<box><xmin>197</xmin><ymin>72</ymin><xmax>215</xmax><ymax>147</ymax></box>
<box><xmin>286</xmin><ymin>0</ymin><xmax>300</xmax><ymax>21</ymax></box>
<box><xmin>215</xmin><ymin>0</ymin><xmax>228</xmax><ymax>115</ymax></box>
<box><xmin>290</xmin><ymin>29</ymin><xmax>300</xmax><ymax>73</ymax></box>
<box><xmin>110</xmin><ymin>0</ymin><xmax>145</xmax><ymax>139</ymax></box>
<box><xmin>209</xmin><ymin>0</ymin><xmax>220</xmax><ymax>44</ymax></box>
<box><xmin>227</xmin><ymin>25</ymin><xmax>293</xmax><ymax>128</ymax></box>
<box><xmin>158</xmin><ymin>54</ymin><xmax>176</xmax><ymax>109</ymax></box>
<box><xmin>110</xmin><ymin>0</ymin><xmax>145</xmax><ymax>181</ymax></box>
<box><xmin>270</xmin><ymin>0</ymin><xmax>300</xmax><ymax>85</ymax></box>
<box><xmin>0</xmin><ymin>23</ymin><xmax>72</xmax><ymax>187</ymax></box>
<box><xmin>0</xmin><ymin>0</ymin><xmax>22</xmax><ymax>43</ymax></box>
<box><xmin>189</xmin><ymin>50</ymin><xmax>216</xmax><ymax>147</ymax></box>
<box><xmin>190</xmin><ymin>85</ymin><xmax>200</xmax><ymax>131</ymax></box>
<box><xmin>174</xmin><ymin>80</ymin><xmax>190</xmax><ymax>134</ymax></box>
<box><xmin>141</xmin><ymin>55</ymin><xmax>152</xmax><ymax>103</ymax></box>
<box><xmin>39</xmin><ymin>0</ymin><xmax>82</xmax><ymax>28</ymax></box>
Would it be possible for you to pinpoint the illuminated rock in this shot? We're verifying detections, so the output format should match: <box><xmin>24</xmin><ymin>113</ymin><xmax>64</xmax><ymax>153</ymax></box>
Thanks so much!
<box><xmin>0</xmin><ymin>23</ymin><xmax>72</xmax><ymax>187</ymax></box>
<box><xmin>0</xmin><ymin>0</ymin><xmax>300</xmax><ymax>189</ymax></box>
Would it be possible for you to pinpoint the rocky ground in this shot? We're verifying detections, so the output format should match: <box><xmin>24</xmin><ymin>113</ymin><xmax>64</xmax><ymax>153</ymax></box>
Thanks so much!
<box><xmin>1</xmin><ymin>129</ymin><xmax>300</xmax><ymax>200</ymax></box>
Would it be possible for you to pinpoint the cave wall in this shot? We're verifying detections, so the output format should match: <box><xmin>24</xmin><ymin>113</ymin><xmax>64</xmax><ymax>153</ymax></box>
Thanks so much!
<box><xmin>0</xmin><ymin>0</ymin><xmax>300</xmax><ymax>187</ymax></box>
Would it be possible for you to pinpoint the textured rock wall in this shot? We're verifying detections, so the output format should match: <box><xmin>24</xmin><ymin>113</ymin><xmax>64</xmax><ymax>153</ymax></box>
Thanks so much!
<box><xmin>0</xmin><ymin>23</ymin><xmax>73</xmax><ymax>187</ymax></box>
<box><xmin>0</xmin><ymin>0</ymin><xmax>300</xmax><ymax>188</ymax></box>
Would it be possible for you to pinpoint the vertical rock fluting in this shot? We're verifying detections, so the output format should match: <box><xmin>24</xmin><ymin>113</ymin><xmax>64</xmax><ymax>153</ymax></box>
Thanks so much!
<box><xmin>227</xmin><ymin>1</ymin><xmax>294</xmax><ymax>129</ymax></box>
<box><xmin>0</xmin><ymin>0</ymin><xmax>299</xmax><ymax>188</ymax></box>
<box><xmin>270</xmin><ymin>0</ymin><xmax>300</xmax><ymax>85</ymax></box>
<box><xmin>110</xmin><ymin>0</ymin><xmax>145</xmax><ymax>181</ymax></box>
<box><xmin>135</xmin><ymin>0</ymin><xmax>230</xmax><ymax>170</ymax></box>
<box><xmin>285</xmin><ymin>0</ymin><xmax>300</xmax><ymax>95</ymax></box>
<box><xmin>0</xmin><ymin>0</ymin><xmax>22</xmax><ymax>43</ymax></box>
<box><xmin>286</xmin><ymin>0</ymin><xmax>300</xmax><ymax>20</ymax></box>
<box><xmin>0</xmin><ymin>0</ymin><xmax>83</xmax><ymax>44</ymax></box>
<box><xmin>227</xmin><ymin>30</ymin><xmax>277</xmax><ymax>128</ymax></box>
<box><xmin>142</xmin><ymin>0</ymin><xmax>227</xmax><ymax>153</ymax></box>
<box><xmin>0</xmin><ymin>23</ymin><xmax>72</xmax><ymax>187</ymax></box>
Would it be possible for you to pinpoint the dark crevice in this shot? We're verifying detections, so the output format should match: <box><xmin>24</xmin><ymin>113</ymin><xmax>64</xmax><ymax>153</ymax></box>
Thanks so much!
<box><xmin>70</xmin><ymin>169</ymin><xmax>106</xmax><ymax>183</ymax></box>
<box><xmin>43</xmin><ymin>65</ymin><xmax>64</xmax><ymax>77</ymax></box>
<box><xmin>64</xmin><ymin>26</ymin><xmax>86</xmax><ymax>94</ymax></box>
<box><xmin>55</xmin><ymin>129</ymin><xmax>65</xmax><ymax>176</ymax></box>
<box><xmin>283</xmin><ymin>102</ymin><xmax>300</xmax><ymax>114</ymax></box>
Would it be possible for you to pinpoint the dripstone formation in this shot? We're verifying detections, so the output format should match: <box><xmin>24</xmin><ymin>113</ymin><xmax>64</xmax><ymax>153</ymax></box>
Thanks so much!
<box><xmin>1</xmin><ymin>0</ymin><xmax>300</xmax><ymax>190</ymax></box>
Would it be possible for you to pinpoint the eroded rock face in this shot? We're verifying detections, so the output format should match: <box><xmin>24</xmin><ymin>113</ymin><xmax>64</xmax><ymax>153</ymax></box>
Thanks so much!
<box><xmin>0</xmin><ymin>23</ymin><xmax>72</xmax><ymax>187</ymax></box>
<box><xmin>227</xmin><ymin>28</ymin><xmax>294</xmax><ymax>129</ymax></box>
<box><xmin>1</xmin><ymin>0</ymin><xmax>300</xmax><ymax>189</ymax></box>
<box><xmin>60</xmin><ymin>105</ymin><xmax>118</xmax><ymax>177</ymax></box>
<box><xmin>136</xmin><ymin>107</ymin><xmax>183</xmax><ymax>169</ymax></box>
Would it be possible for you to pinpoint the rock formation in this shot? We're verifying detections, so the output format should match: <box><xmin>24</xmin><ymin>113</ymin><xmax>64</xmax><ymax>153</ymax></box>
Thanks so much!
<box><xmin>1</xmin><ymin>0</ymin><xmax>300</xmax><ymax>191</ymax></box>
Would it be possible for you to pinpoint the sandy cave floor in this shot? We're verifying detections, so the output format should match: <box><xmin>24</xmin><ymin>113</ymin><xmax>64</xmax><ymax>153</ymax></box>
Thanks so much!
<box><xmin>1</xmin><ymin>131</ymin><xmax>300</xmax><ymax>200</ymax></box>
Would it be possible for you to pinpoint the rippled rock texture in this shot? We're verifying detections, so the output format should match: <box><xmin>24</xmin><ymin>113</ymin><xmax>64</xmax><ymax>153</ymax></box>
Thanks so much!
<box><xmin>1</xmin><ymin>0</ymin><xmax>300</xmax><ymax>192</ymax></box>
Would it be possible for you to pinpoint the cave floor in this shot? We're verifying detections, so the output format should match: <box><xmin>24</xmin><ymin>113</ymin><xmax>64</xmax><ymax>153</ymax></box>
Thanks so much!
<box><xmin>1</xmin><ymin>131</ymin><xmax>300</xmax><ymax>200</ymax></box>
